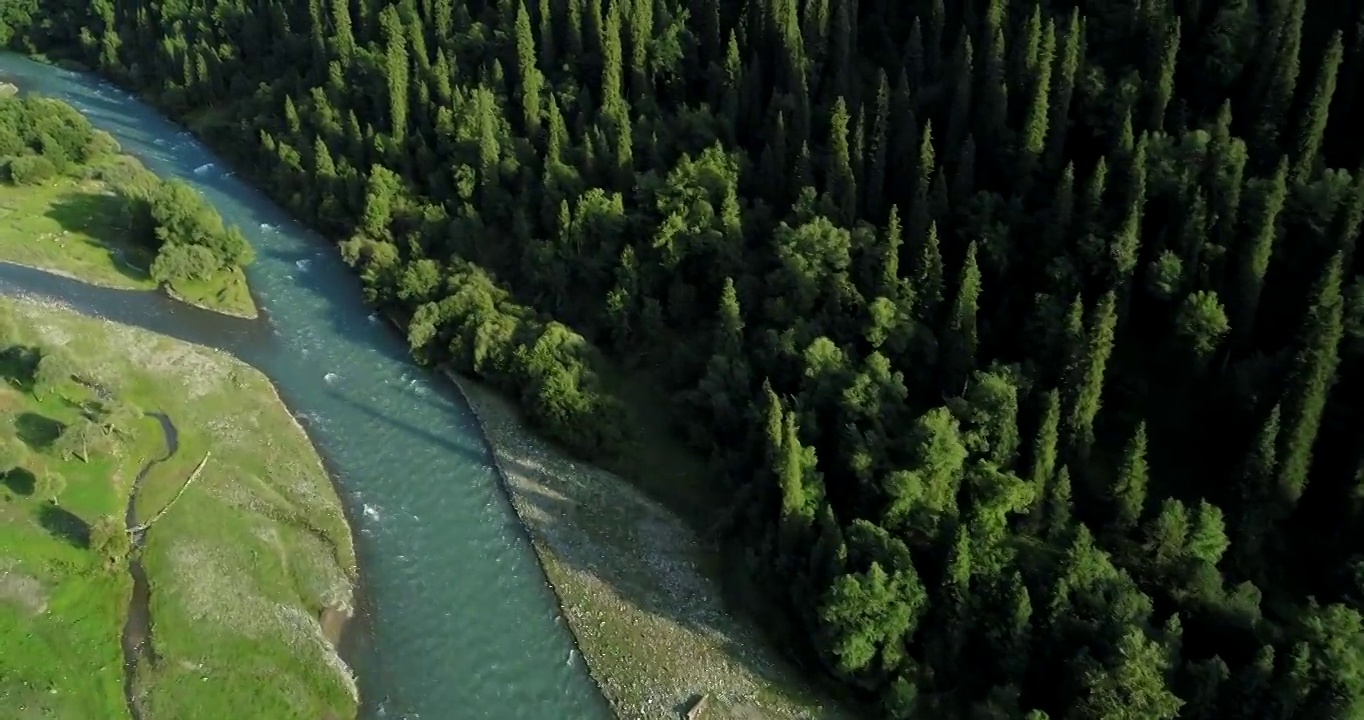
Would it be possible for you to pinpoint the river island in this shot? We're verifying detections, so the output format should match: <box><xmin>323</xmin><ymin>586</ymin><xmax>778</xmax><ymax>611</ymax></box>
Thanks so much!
<box><xmin>0</xmin><ymin>91</ymin><xmax>356</xmax><ymax>719</ymax></box>
<box><xmin>0</xmin><ymin>92</ymin><xmax>256</xmax><ymax>319</ymax></box>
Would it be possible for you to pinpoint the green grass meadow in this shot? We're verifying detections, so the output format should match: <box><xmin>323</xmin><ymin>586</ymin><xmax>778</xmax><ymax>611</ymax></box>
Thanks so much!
<box><xmin>0</xmin><ymin>296</ymin><xmax>355</xmax><ymax>719</ymax></box>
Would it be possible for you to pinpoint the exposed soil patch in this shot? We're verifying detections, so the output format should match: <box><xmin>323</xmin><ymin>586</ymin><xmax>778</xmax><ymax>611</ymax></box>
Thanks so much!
<box><xmin>320</xmin><ymin>604</ymin><xmax>350</xmax><ymax>650</ymax></box>
<box><xmin>0</xmin><ymin>559</ymin><xmax>46</xmax><ymax>615</ymax></box>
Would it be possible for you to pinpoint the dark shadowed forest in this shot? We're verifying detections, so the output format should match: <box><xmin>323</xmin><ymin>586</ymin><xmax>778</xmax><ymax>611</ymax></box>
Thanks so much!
<box><xmin>7</xmin><ymin>0</ymin><xmax>1364</xmax><ymax>717</ymax></box>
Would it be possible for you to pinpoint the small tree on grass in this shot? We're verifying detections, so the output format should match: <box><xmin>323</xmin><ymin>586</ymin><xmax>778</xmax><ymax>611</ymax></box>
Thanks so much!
<box><xmin>89</xmin><ymin>515</ymin><xmax>130</xmax><ymax>571</ymax></box>
<box><xmin>54</xmin><ymin>417</ymin><xmax>107</xmax><ymax>463</ymax></box>
<box><xmin>7</xmin><ymin>154</ymin><xmax>57</xmax><ymax>185</ymax></box>
<box><xmin>33</xmin><ymin>469</ymin><xmax>65</xmax><ymax>504</ymax></box>
<box><xmin>33</xmin><ymin>349</ymin><xmax>74</xmax><ymax>398</ymax></box>
<box><xmin>96</xmin><ymin>399</ymin><xmax>139</xmax><ymax>442</ymax></box>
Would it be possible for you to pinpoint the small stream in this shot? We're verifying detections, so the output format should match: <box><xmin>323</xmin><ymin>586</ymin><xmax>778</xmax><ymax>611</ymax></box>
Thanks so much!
<box><xmin>120</xmin><ymin>411</ymin><xmax>178</xmax><ymax>720</ymax></box>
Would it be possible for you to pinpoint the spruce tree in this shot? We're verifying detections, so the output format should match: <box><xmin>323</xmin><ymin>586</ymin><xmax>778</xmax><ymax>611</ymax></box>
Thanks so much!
<box><xmin>1020</xmin><ymin>16</ymin><xmax>1056</xmax><ymax>171</ymax></box>
<box><xmin>1064</xmin><ymin>291</ymin><xmax>1118</xmax><ymax>462</ymax></box>
<box><xmin>942</xmin><ymin>242</ymin><xmax>982</xmax><ymax>393</ymax></box>
<box><xmin>628</xmin><ymin>0</ymin><xmax>653</xmax><ymax>99</ymax></box>
<box><xmin>1047</xmin><ymin>465</ymin><xmax>1074</xmax><ymax>541</ymax></box>
<box><xmin>880</xmin><ymin>205</ymin><xmax>902</xmax><ymax>297</ymax></box>
<box><xmin>826</xmin><ymin>97</ymin><xmax>856</xmax><ymax>225</ymax></box>
<box><xmin>1234</xmin><ymin>157</ymin><xmax>1289</xmax><ymax>346</ymax></box>
<box><xmin>1235</xmin><ymin>404</ymin><xmax>1280</xmax><ymax>584</ymax></box>
<box><xmin>1291</xmin><ymin>31</ymin><xmax>1344</xmax><ymax>183</ymax></box>
<box><xmin>1148</xmin><ymin>17</ymin><xmax>1180</xmax><ymax>132</ymax></box>
<box><xmin>381</xmin><ymin>6</ymin><xmax>409</xmax><ymax>143</ymax></box>
<box><xmin>867</xmin><ymin>70</ymin><xmax>890</xmax><ymax>219</ymax></box>
<box><xmin>1113</xmin><ymin>422</ymin><xmax>1150</xmax><ymax>530</ymax></box>
<box><xmin>1046</xmin><ymin>9</ymin><xmax>1083</xmax><ymax>172</ymax></box>
<box><xmin>1277</xmin><ymin>253</ymin><xmax>1345</xmax><ymax>506</ymax></box>
<box><xmin>914</xmin><ymin>221</ymin><xmax>945</xmax><ymax>322</ymax></box>
<box><xmin>515</xmin><ymin>0</ymin><xmax>543</xmax><ymax>135</ymax></box>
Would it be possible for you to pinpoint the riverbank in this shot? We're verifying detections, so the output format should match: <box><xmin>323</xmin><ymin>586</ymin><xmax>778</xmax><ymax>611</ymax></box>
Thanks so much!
<box><xmin>0</xmin><ymin>293</ymin><xmax>356</xmax><ymax>719</ymax></box>
<box><xmin>448</xmin><ymin>371</ymin><xmax>851</xmax><ymax>720</ymax></box>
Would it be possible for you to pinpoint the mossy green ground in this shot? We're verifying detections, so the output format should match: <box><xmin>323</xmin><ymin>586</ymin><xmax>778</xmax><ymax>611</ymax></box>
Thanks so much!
<box><xmin>0</xmin><ymin>173</ymin><xmax>256</xmax><ymax>319</ymax></box>
<box><xmin>0</xmin><ymin>389</ymin><xmax>152</xmax><ymax>720</ymax></box>
<box><xmin>0</xmin><ymin>295</ymin><xmax>355</xmax><ymax>719</ymax></box>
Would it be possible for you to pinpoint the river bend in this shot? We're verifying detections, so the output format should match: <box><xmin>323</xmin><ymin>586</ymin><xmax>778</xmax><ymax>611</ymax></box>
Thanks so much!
<box><xmin>0</xmin><ymin>53</ymin><xmax>612</xmax><ymax>720</ymax></box>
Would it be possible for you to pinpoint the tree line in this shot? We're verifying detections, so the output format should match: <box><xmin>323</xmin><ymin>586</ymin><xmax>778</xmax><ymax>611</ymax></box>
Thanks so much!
<box><xmin>8</xmin><ymin>0</ymin><xmax>1364</xmax><ymax>717</ymax></box>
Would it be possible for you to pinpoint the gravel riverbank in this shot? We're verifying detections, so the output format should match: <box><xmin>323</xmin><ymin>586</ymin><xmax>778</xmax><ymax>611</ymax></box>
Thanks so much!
<box><xmin>446</xmin><ymin>372</ymin><xmax>850</xmax><ymax>720</ymax></box>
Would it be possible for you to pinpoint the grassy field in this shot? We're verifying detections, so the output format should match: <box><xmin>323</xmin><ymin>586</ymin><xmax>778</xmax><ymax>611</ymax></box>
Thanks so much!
<box><xmin>452</xmin><ymin>374</ymin><xmax>856</xmax><ymax>720</ymax></box>
<box><xmin>0</xmin><ymin>173</ymin><xmax>256</xmax><ymax>319</ymax></box>
<box><xmin>0</xmin><ymin>294</ymin><xmax>355</xmax><ymax>719</ymax></box>
<box><xmin>0</xmin><ymin>384</ymin><xmax>155</xmax><ymax>720</ymax></box>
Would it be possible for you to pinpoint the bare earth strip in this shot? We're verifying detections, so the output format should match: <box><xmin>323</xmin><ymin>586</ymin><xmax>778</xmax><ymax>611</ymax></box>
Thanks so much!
<box><xmin>449</xmin><ymin>373</ymin><xmax>853</xmax><ymax>720</ymax></box>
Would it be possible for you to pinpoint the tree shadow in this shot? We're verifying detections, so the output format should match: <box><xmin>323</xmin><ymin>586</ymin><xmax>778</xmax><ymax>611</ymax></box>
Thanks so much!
<box><xmin>3</xmin><ymin>467</ymin><xmax>34</xmax><ymax>496</ymax></box>
<box><xmin>16</xmin><ymin>412</ymin><xmax>63</xmax><ymax>450</ymax></box>
<box><xmin>44</xmin><ymin>191</ymin><xmax>153</xmax><ymax>285</ymax></box>
<box><xmin>38</xmin><ymin>503</ymin><xmax>89</xmax><ymax>548</ymax></box>
<box><xmin>0</xmin><ymin>344</ymin><xmax>42</xmax><ymax>390</ymax></box>
<box><xmin>322</xmin><ymin>386</ymin><xmax>486</xmax><ymax>466</ymax></box>
<box><xmin>260</xmin><ymin>243</ymin><xmax>413</xmax><ymax>366</ymax></box>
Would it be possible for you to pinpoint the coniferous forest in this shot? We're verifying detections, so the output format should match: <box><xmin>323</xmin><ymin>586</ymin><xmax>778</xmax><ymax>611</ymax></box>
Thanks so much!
<box><xmin>8</xmin><ymin>0</ymin><xmax>1364</xmax><ymax>717</ymax></box>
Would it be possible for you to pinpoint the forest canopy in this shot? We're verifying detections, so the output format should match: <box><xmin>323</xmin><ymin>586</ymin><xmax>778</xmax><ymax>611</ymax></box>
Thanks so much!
<box><xmin>8</xmin><ymin>0</ymin><xmax>1364</xmax><ymax>717</ymax></box>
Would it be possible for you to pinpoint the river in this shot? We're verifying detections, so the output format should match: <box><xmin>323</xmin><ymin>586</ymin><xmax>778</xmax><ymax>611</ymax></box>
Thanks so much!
<box><xmin>0</xmin><ymin>53</ymin><xmax>613</xmax><ymax>720</ymax></box>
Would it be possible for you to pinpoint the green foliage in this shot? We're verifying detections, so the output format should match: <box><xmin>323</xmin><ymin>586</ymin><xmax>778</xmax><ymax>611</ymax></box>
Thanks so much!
<box><xmin>88</xmin><ymin>515</ymin><xmax>129</xmax><ymax>571</ymax></box>
<box><xmin>32</xmin><ymin>347</ymin><xmax>73</xmax><ymax>398</ymax></box>
<box><xmin>1176</xmin><ymin>291</ymin><xmax>1231</xmax><ymax>361</ymax></box>
<box><xmin>0</xmin><ymin>93</ymin><xmax>100</xmax><ymax>169</ymax></box>
<box><xmin>150</xmin><ymin>242</ymin><xmax>220</xmax><ymax>284</ymax></box>
<box><xmin>122</xmin><ymin>177</ymin><xmax>254</xmax><ymax>272</ymax></box>
<box><xmin>32</xmin><ymin>468</ymin><xmax>65</xmax><ymax>503</ymax></box>
<box><xmin>819</xmin><ymin>561</ymin><xmax>926</xmax><ymax>676</ymax></box>
<box><xmin>6</xmin><ymin>153</ymin><xmax>56</xmax><ymax>184</ymax></box>
<box><xmin>54</xmin><ymin>416</ymin><xmax>109</xmax><ymax>463</ymax></box>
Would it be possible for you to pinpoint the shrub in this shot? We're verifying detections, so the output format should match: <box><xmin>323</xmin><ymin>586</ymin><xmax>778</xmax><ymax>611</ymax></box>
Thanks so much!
<box><xmin>88</xmin><ymin>516</ymin><xmax>130</xmax><ymax>571</ymax></box>
<box><xmin>7</xmin><ymin>154</ymin><xmax>56</xmax><ymax>185</ymax></box>
<box><xmin>87</xmin><ymin>129</ymin><xmax>120</xmax><ymax>157</ymax></box>
<box><xmin>98</xmin><ymin>155</ymin><xmax>157</xmax><ymax>190</ymax></box>
<box><xmin>150</xmin><ymin>243</ymin><xmax>221</xmax><ymax>284</ymax></box>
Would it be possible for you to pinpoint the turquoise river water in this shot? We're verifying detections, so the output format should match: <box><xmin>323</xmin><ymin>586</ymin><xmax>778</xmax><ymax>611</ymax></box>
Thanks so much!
<box><xmin>0</xmin><ymin>53</ymin><xmax>613</xmax><ymax>720</ymax></box>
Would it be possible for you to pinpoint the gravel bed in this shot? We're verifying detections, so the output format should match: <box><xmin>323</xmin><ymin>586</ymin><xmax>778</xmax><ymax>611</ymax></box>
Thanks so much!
<box><xmin>449</xmin><ymin>373</ymin><xmax>850</xmax><ymax>720</ymax></box>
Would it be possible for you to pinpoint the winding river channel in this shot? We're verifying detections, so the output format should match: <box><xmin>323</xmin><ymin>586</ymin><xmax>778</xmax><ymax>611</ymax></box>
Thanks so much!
<box><xmin>0</xmin><ymin>53</ymin><xmax>613</xmax><ymax>720</ymax></box>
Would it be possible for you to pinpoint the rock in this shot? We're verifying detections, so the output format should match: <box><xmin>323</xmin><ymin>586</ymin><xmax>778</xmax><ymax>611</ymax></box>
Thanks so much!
<box><xmin>683</xmin><ymin>693</ymin><xmax>710</xmax><ymax>720</ymax></box>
